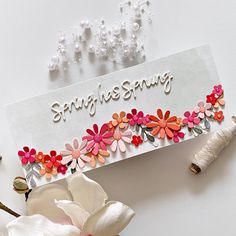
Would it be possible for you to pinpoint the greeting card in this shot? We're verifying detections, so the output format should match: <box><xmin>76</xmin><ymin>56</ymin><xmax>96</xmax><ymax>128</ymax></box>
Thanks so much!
<box><xmin>6</xmin><ymin>45</ymin><xmax>227</xmax><ymax>188</ymax></box>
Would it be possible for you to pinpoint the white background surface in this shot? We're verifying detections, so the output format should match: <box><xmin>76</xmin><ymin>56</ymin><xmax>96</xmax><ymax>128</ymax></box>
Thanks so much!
<box><xmin>0</xmin><ymin>0</ymin><xmax>236</xmax><ymax>235</ymax></box>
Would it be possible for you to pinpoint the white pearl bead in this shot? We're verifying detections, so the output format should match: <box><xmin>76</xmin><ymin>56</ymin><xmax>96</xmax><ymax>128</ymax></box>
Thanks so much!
<box><xmin>132</xmin><ymin>22</ymin><xmax>140</xmax><ymax>32</ymax></box>
<box><xmin>74</xmin><ymin>43</ymin><xmax>81</xmax><ymax>53</ymax></box>
<box><xmin>59</xmin><ymin>36</ymin><xmax>66</xmax><ymax>44</ymax></box>
<box><xmin>88</xmin><ymin>45</ymin><xmax>95</xmax><ymax>53</ymax></box>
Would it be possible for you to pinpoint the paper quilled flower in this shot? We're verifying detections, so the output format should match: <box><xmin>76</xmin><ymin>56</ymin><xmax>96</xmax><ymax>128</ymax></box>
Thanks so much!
<box><xmin>206</xmin><ymin>93</ymin><xmax>218</xmax><ymax>105</ymax></box>
<box><xmin>214</xmin><ymin>94</ymin><xmax>225</xmax><ymax>108</ymax></box>
<box><xmin>18</xmin><ymin>147</ymin><xmax>36</xmax><ymax>165</ymax></box>
<box><xmin>82</xmin><ymin>124</ymin><xmax>113</xmax><ymax>155</ymax></box>
<box><xmin>60</xmin><ymin>138</ymin><xmax>90</xmax><ymax>169</ymax></box>
<box><xmin>127</xmin><ymin>109</ymin><xmax>145</xmax><ymax>126</ymax></box>
<box><xmin>194</xmin><ymin>101</ymin><xmax>213</xmax><ymax>119</ymax></box>
<box><xmin>40</xmin><ymin>164</ymin><xmax>57</xmax><ymax>180</ymax></box>
<box><xmin>146</xmin><ymin>109</ymin><xmax>180</xmax><ymax>139</ymax></box>
<box><xmin>131</xmin><ymin>135</ymin><xmax>143</xmax><ymax>146</ymax></box>
<box><xmin>109</xmin><ymin>111</ymin><xmax>129</xmax><ymax>129</ymax></box>
<box><xmin>35</xmin><ymin>151</ymin><xmax>46</xmax><ymax>163</ymax></box>
<box><xmin>212</xmin><ymin>84</ymin><xmax>224</xmax><ymax>96</ymax></box>
<box><xmin>214</xmin><ymin>111</ymin><xmax>224</xmax><ymax>122</ymax></box>
<box><xmin>57</xmin><ymin>164</ymin><xmax>68</xmax><ymax>175</ymax></box>
<box><xmin>87</xmin><ymin>149</ymin><xmax>110</xmax><ymax>168</ymax></box>
<box><xmin>44</xmin><ymin>151</ymin><xmax>62</xmax><ymax>169</ymax></box>
<box><xmin>182</xmin><ymin>111</ymin><xmax>200</xmax><ymax>129</ymax></box>
<box><xmin>110</xmin><ymin>128</ymin><xmax>132</xmax><ymax>152</ymax></box>
<box><xmin>172</xmin><ymin>131</ymin><xmax>185</xmax><ymax>143</ymax></box>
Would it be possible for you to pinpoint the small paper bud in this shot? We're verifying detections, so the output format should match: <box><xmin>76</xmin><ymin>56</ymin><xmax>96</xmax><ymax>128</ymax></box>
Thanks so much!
<box><xmin>13</xmin><ymin>177</ymin><xmax>29</xmax><ymax>194</ymax></box>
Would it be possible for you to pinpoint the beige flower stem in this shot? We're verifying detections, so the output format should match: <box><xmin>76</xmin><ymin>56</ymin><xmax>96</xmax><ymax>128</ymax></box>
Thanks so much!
<box><xmin>0</xmin><ymin>202</ymin><xmax>20</xmax><ymax>218</ymax></box>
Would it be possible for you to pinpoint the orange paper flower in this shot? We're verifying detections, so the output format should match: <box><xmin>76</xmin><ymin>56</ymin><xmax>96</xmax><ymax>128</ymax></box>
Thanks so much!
<box><xmin>110</xmin><ymin>111</ymin><xmax>129</xmax><ymax>129</ymax></box>
<box><xmin>40</xmin><ymin>165</ymin><xmax>57</xmax><ymax>180</ymax></box>
<box><xmin>87</xmin><ymin>149</ymin><xmax>110</xmax><ymax>168</ymax></box>
<box><xmin>35</xmin><ymin>152</ymin><xmax>46</xmax><ymax>163</ymax></box>
<box><xmin>214</xmin><ymin>111</ymin><xmax>224</xmax><ymax>122</ymax></box>
<box><xmin>147</xmin><ymin>109</ymin><xmax>180</xmax><ymax>139</ymax></box>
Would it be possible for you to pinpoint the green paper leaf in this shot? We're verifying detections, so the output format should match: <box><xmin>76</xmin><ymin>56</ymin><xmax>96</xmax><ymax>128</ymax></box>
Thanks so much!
<box><xmin>135</xmin><ymin>125</ymin><xmax>140</xmax><ymax>132</ymax></box>
<box><xmin>204</xmin><ymin>118</ymin><xmax>211</xmax><ymax>129</ymax></box>
<box><xmin>193</xmin><ymin>126</ymin><xmax>203</xmax><ymax>134</ymax></box>
<box><xmin>146</xmin><ymin>134</ymin><xmax>155</xmax><ymax>142</ymax></box>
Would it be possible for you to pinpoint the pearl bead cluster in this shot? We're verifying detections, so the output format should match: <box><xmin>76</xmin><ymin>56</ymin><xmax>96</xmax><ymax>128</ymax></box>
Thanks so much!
<box><xmin>48</xmin><ymin>0</ymin><xmax>152</xmax><ymax>72</ymax></box>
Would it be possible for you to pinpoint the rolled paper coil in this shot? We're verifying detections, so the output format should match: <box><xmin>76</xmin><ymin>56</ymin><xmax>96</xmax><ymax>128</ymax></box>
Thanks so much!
<box><xmin>190</xmin><ymin>119</ymin><xmax>236</xmax><ymax>174</ymax></box>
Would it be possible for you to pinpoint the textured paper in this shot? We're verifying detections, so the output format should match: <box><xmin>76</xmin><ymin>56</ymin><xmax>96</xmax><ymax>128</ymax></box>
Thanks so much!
<box><xmin>6</xmin><ymin>45</ymin><xmax>228</xmax><ymax>187</ymax></box>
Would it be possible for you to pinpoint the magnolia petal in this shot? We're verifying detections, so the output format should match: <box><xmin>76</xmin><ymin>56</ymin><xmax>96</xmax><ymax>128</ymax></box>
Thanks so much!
<box><xmin>27</xmin><ymin>183</ymin><xmax>72</xmax><ymax>224</ymax></box>
<box><xmin>67</xmin><ymin>171</ymin><xmax>108</xmax><ymax>214</ymax></box>
<box><xmin>83</xmin><ymin>201</ymin><xmax>135</xmax><ymax>236</ymax></box>
<box><xmin>6</xmin><ymin>214</ymin><xmax>80</xmax><ymax>236</ymax></box>
<box><xmin>55</xmin><ymin>200</ymin><xmax>90</xmax><ymax>230</ymax></box>
<box><xmin>118</xmin><ymin>139</ymin><xmax>126</xmax><ymax>152</ymax></box>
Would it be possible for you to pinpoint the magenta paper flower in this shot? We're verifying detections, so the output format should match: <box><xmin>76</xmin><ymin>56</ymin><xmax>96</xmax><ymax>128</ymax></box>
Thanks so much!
<box><xmin>142</xmin><ymin>114</ymin><xmax>151</xmax><ymax>125</ymax></box>
<box><xmin>194</xmin><ymin>101</ymin><xmax>213</xmax><ymax>119</ymax></box>
<box><xmin>173</xmin><ymin>131</ymin><xmax>185</xmax><ymax>143</ymax></box>
<box><xmin>18</xmin><ymin>146</ymin><xmax>36</xmax><ymax>165</ymax></box>
<box><xmin>183</xmin><ymin>111</ymin><xmax>200</xmax><ymax>128</ymax></box>
<box><xmin>127</xmin><ymin>109</ymin><xmax>145</xmax><ymax>126</ymax></box>
<box><xmin>82</xmin><ymin>124</ymin><xmax>113</xmax><ymax>155</ymax></box>
<box><xmin>110</xmin><ymin>128</ymin><xmax>132</xmax><ymax>153</ymax></box>
<box><xmin>60</xmin><ymin>138</ymin><xmax>91</xmax><ymax>169</ymax></box>
<box><xmin>213</xmin><ymin>84</ymin><xmax>223</xmax><ymax>96</ymax></box>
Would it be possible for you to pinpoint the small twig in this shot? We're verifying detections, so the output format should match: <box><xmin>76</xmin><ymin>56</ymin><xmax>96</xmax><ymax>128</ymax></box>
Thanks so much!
<box><xmin>0</xmin><ymin>202</ymin><xmax>20</xmax><ymax>218</ymax></box>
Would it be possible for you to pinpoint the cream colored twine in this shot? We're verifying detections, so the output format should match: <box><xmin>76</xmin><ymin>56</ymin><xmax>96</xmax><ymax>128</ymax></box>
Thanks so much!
<box><xmin>191</xmin><ymin>117</ymin><xmax>236</xmax><ymax>172</ymax></box>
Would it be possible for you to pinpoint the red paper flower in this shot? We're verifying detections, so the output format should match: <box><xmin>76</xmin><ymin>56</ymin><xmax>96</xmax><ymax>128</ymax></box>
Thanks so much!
<box><xmin>18</xmin><ymin>146</ymin><xmax>36</xmax><ymax>165</ymax></box>
<box><xmin>127</xmin><ymin>109</ymin><xmax>145</xmax><ymax>126</ymax></box>
<box><xmin>131</xmin><ymin>135</ymin><xmax>143</xmax><ymax>147</ymax></box>
<box><xmin>214</xmin><ymin>111</ymin><xmax>224</xmax><ymax>122</ymax></box>
<box><xmin>82</xmin><ymin>124</ymin><xmax>113</xmax><ymax>156</ymax></box>
<box><xmin>44</xmin><ymin>151</ymin><xmax>62</xmax><ymax>169</ymax></box>
<box><xmin>57</xmin><ymin>164</ymin><xmax>68</xmax><ymax>175</ymax></box>
<box><xmin>206</xmin><ymin>93</ymin><xmax>217</xmax><ymax>105</ymax></box>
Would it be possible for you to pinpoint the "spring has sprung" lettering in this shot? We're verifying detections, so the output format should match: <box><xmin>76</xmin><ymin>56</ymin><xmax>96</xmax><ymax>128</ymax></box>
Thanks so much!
<box><xmin>51</xmin><ymin>71</ymin><xmax>173</xmax><ymax>122</ymax></box>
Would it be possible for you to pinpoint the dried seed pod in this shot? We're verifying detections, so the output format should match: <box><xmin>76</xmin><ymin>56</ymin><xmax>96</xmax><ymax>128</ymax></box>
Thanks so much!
<box><xmin>13</xmin><ymin>176</ymin><xmax>29</xmax><ymax>194</ymax></box>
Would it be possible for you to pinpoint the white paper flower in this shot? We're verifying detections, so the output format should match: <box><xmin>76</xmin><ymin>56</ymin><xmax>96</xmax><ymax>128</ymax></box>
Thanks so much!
<box><xmin>5</xmin><ymin>171</ymin><xmax>135</xmax><ymax>236</ymax></box>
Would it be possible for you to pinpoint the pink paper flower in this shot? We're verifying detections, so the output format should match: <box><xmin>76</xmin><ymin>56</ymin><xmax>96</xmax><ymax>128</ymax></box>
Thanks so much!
<box><xmin>110</xmin><ymin>128</ymin><xmax>132</xmax><ymax>153</ymax></box>
<box><xmin>183</xmin><ymin>111</ymin><xmax>200</xmax><ymax>128</ymax></box>
<box><xmin>18</xmin><ymin>146</ymin><xmax>36</xmax><ymax>165</ymax></box>
<box><xmin>173</xmin><ymin>131</ymin><xmax>185</xmax><ymax>143</ymax></box>
<box><xmin>60</xmin><ymin>138</ymin><xmax>91</xmax><ymax>169</ymax></box>
<box><xmin>194</xmin><ymin>101</ymin><xmax>213</xmax><ymax>119</ymax></box>
<box><xmin>127</xmin><ymin>109</ymin><xmax>144</xmax><ymax>126</ymax></box>
<box><xmin>213</xmin><ymin>84</ymin><xmax>223</xmax><ymax>96</ymax></box>
<box><xmin>82</xmin><ymin>124</ymin><xmax>113</xmax><ymax>156</ymax></box>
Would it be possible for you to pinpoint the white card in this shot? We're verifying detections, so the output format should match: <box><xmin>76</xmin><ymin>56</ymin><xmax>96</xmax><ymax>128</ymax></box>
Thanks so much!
<box><xmin>6</xmin><ymin>45</ymin><xmax>228</xmax><ymax>188</ymax></box>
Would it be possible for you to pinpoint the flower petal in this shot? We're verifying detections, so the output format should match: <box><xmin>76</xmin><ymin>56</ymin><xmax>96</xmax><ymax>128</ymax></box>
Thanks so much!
<box><xmin>118</xmin><ymin>140</ymin><xmax>126</xmax><ymax>152</ymax></box>
<box><xmin>65</xmin><ymin>143</ymin><xmax>73</xmax><ymax>151</ymax></box>
<box><xmin>55</xmin><ymin>200</ymin><xmax>90</xmax><ymax>230</ymax></box>
<box><xmin>73</xmin><ymin>139</ymin><xmax>79</xmax><ymax>149</ymax></box>
<box><xmin>198</xmin><ymin>100</ymin><xmax>204</xmax><ymax>107</ymax></box>
<box><xmin>6</xmin><ymin>215</ymin><xmax>80</xmax><ymax>236</ymax></box>
<box><xmin>61</xmin><ymin>156</ymin><xmax>73</xmax><ymax>165</ymax></box>
<box><xmin>157</xmin><ymin>109</ymin><xmax>163</xmax><ymax>119</ymax></box>
<box><xmin>99</xmin><ymin>123</ymin><xmax>108</xmax><ymax>135</ymax></box>
<box><xmin>67</xmin><ymin>171</ymin><xmax>108</xmax><ymax>214</ymax></box>
<box><xmin>27</xmin><ymin>184</ymin><xmax>72</xmax><ymax>223</ymax></box>
<box><xmin>110</xmin><ymin>140</ymin><xmax>118</xmax><ymax>152</ymax></box>
<box><xmin>83</xmin><ymin>201</ymin><xmax>135</xmax><ymax>236</ymax></box>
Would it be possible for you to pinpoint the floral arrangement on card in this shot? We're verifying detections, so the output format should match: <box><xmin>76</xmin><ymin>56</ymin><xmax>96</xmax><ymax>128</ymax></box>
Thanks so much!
<box><xmin>18</xmin><ymin>84</ymin><xmax>225</xmax><ymax>187</ymax></box>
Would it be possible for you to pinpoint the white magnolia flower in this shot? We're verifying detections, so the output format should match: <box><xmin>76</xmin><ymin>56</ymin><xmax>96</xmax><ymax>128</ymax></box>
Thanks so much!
<box><xmin>4</xmin><ymin>172</ymin><xmax>135</xmax><ymax>236</ymax></box>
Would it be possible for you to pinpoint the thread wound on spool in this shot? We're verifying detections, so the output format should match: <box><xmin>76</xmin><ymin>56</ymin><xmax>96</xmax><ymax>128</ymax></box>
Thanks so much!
<box><xmin>190</xmin><ymin>124</ymin><xmax>236</xmax><ymax>173</ymax></box>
